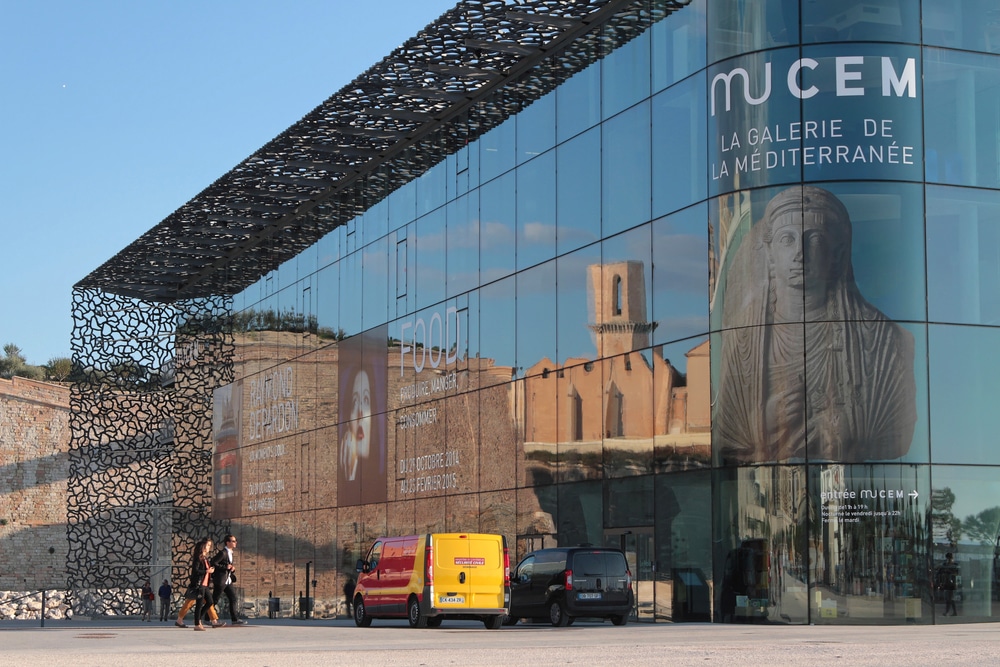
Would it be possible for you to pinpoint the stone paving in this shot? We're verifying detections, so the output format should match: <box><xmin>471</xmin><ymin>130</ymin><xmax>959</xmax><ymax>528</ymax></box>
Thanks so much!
<box><xmin>2</xmin><ymin>617</ymin><xmax>999</xmax><ymax>666</ymax></box>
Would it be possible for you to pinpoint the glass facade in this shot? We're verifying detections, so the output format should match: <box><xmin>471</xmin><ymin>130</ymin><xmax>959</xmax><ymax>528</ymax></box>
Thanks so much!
<box><xmin>77</xmin><ymin>0</ymin><xmax>1000</xmax><ymax>625</ymax></box>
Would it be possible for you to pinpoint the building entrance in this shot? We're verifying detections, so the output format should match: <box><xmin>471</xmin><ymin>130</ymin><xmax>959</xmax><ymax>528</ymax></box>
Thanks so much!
<box><xmin>605</xmin><ymin>528</ymin><xmax>655</xmax><ymax>622</ymax></box>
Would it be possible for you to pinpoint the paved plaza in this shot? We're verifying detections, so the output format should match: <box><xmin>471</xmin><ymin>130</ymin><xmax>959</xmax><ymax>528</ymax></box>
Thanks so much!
<box><xmin>2</xmin><ymin>617</ymin><xmax>999</xmax><ymax>666</ymax></box>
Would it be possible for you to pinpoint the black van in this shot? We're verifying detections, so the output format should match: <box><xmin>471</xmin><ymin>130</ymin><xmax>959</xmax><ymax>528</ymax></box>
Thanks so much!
<box><xmin>505</xmin><ymin>547</ymin><xmax>633</xmax><ymax>626</ymax></box>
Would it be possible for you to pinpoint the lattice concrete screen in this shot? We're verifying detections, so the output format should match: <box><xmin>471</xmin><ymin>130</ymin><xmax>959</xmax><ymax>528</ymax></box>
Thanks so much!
<box><xmin>68</xmin><ymin>289</ymin><xmax>233</xmax><ymax>616</ymax></box>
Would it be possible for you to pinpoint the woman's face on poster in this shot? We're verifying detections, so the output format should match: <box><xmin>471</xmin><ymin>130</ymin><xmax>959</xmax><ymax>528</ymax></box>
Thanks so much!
<box><xmin>351</xmin><ymin>369</ymin><xmax>372</xmax><ymax>457</ymax></box>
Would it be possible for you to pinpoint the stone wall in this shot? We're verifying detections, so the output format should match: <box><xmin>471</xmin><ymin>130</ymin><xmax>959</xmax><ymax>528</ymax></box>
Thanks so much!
<box><xmin>0</xmin><ymin>376</ymin><xmax>70</xmax><ymax>592</ymax></box>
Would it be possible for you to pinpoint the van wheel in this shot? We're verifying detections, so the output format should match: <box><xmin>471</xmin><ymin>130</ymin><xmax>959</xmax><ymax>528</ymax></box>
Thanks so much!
<box><xmin>484</xmin><ymin>614</ymin><xmax>503</xmax><ymax>630</ymax></box>
<box><xmin>549</xmin><ymin>600</ymin><xmax>570</xmax><ymax>627</ymax></box>
<box><xmin>610</xmin><ymin>614</ymin><xmax>628</xmax><ymax>626</ymax></box>
<box><xmin>353</xmin><ymin>597</ymin><xmax>372</xmax><ymax>627</ymax></box>
<box><xmin>427</xmin><ymin>616</ymin><xmax>443</xmax><ymax>628</ymax></box>
<box><xmin>408</xmin><ymin>596</ymin><xmax>427</xmax><ymax>628</ymax></box>
<box><xmin>501</xmin><ymin>614</ymin><xmax>519</xmax><ymax>626</ymax></box>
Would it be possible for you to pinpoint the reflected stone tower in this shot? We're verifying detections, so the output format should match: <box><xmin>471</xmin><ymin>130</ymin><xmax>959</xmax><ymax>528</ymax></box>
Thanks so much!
<box><xmin>587</xmin><ymin>260</ymin><xmax>657</xmax><ymax>357</ymax></box>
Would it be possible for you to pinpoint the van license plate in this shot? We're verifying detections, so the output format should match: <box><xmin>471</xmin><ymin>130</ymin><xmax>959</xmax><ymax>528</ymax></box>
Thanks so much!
<box><xmin>439</xmin><ymin>595</ymin><xmax>465</xmax><ymax>604</ymax></box>
<box><xmin>578</xmin><ymin>592</ymin><xmax>602</xmax><ymax>600</ymax></box>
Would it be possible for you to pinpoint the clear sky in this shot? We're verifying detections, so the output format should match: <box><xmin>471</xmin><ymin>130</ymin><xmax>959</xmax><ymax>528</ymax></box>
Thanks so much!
<box><xmin>0</xmin><ymin>0</ymin><xmax>457</xmax><ymax>366</ymax></box>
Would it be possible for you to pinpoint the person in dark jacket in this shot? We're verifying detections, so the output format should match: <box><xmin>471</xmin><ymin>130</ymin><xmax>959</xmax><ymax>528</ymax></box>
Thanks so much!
<box><xmin>936</xmin><ymin>552</ymin><xmax>960</xmax><ymax>616</ymax></box>
<box><xmin>207</xmin><ymin>534</ymin><xmax>245</xmax><ymax>625</ymax></box>
<box><xmin>157</xmin><ymin>579</ymin><xmax>172</xmax><ymax>621</ymax></box>
<box><xmin>175</xmin><ymin>538</ymin><xmax>225</xmax><ymax>629</ymax></box>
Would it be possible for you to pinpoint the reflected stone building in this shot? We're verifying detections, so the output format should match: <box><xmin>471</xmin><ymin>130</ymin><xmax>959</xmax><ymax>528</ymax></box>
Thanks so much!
<box><xmin>72</xmin><ymin>0</ymin><xmax>1000</xmax><ymax>625</ymax></box>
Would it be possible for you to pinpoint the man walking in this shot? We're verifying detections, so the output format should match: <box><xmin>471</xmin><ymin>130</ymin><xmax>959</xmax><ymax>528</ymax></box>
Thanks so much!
<box><xmin>209</xmin><ymin>534</ymin><xmax>246</xmax><ymax>625</ymax></box>
<box><xmin>936</xmin><ymin>552</ymin><xmax>960</xmax><ymax>616</ymax></box>
<box><xmin>158</xmin><ymin>579</ymin><xmax>172</xmax><ymax>621</ymax></box>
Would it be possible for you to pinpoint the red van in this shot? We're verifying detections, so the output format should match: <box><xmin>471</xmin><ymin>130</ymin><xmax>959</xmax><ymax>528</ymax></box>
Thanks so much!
<box><xmin>353</xmin><ymin>532</ymin><xmax>510</xmax><ymax>629</ymax></box>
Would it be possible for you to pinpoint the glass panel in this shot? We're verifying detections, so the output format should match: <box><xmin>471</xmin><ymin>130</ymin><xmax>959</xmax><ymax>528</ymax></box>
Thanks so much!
<box><xmin>810</xmin><ymin>464</ymin><xmax>931</xmax><ymax>625</ymax></box>
<box><xmin>339</xmin><ymin>253</ymin><xmax>362</xmax><ymax>338</ymax></box>
<box><xmin>557</xmin><ymin>58</ymin><xmax>600</xmax><ymax>143</ymax></box>
<box><xmin>924</xmin><ymin>49</ymin><xmax>1000</xmax><ymax>189</ymax></box>
<box><xmin>337</xmin><ymin>326</ymin><xmax>389</xmax><ymax>507</ymax></box>
<box><xmin>708</xmin><ymin>48</ymin><xmax>803</xmax><ymax>196</ymax></box>
<box><xmin>317</xmin><ymin>225</ymin><xmax>342</xmax><ymax>270</ymax></box>
<box><xmin>929</xmin><ymin>325</ymin><xmax>1000</xmax><ymax>465</ymax></box>
<box><xmin>516</xmin><ymin>151</ymin><xmax>556</xmax><ymax>271</ymax></box>
<box><xmin>557</xmin><ymin>480</ymin><xmax>602</xmax><ymax>546</ymax></box>
<box><xmin>556</xmin><ymin>127</ymin><xmax>601</xmax><ymax>256</ymax></box>
<box><xmin>473</xmin><ymin>390</ymin><xmax>508</xmax><ymax>494</ymax></box>
<box><xmin>600</xmin><ymin>225</ymin><xmax>653</xmax><ymax>358</ymax></box>
<box><xmin>651</xmin><ymin>203</ymin><xmax>709</xmax><ymax>346</ymax></box>
<box><xmin>557</xmin><ymin>359</ymin><xmax>604</xmax><ymax>483</ymax></box>
<box><xmin>480</xmin><ymin>489</ymin><xmax>516</xmax><ymax>537</ymax></box>
<box><xmin>805</xmin><ymin>321</ymin><xmax>926</xmax><ymax>464</ymax></box>
<box><xmin>930</xmin><ymin>466</ymin><xmax>1000</xmax><ymax>620</ymax></box>
<box><xmin>652</xmin><ymin>75</ymin><xmax>707</xmax><ymax>218</ymax></box>
<box><xmin>363</xmin><ymin>196</ymin><xmax>389</xmax><ymax>246</ymax></box>
<box><xmin>388</xmin><ymin>180</ymin><xmax>417</xmax><ymax>234</ymax></box>
<box><xmin>604</xmin><ymin>476</ymin><xmax>653</xmax><ymax>527</ymax></box>
<box><xmin>652</xmin><ymin>0</ymin><xmax>707</xmax><ymax>92</ymax></box>
<box><xmin>523</xmin><ymin>360</ymin><xmax>557</xmax><ymax>483</ymax></box>
<box><xmin>800</xmin><ymin>44</ymin><xmax>922</xmax><ymax>184</ymax></box>
<box><xmin>603</xmin><ymin>101</ymin><xmax>651</xmax><ymax>237</ymax></box>
<box><xmin>446</xmin><ymin>192</ymin><xmax>480</xmax><ymax>299</ymax></box>
<box><xmin>819</xmin><ymin>181</ymin><xmax>925</xmax><ymax>322</ymax></box>
<box><xmin>416</xmin><ymin>160</ymin><xmax>446</xmax><ymax>218</ymax></box>
<box><xmin>803</xmin><ymin>0</ymin><xmax>919</xmax><ymax>44</ymax></box>
<box><xmin>557</xmin><ymin>243</ymin><xmax>601</xmax><ymax>366</ymax></box>
<box><xmin>924</xmin><ymin>0</ymin><xmax>1000</xmax><ymax>55</ymax></box>
<box><xmin>605</xmin><ymin>348</ymin><xmax>656</xmax><ymax>478</ymax></box>
<box><xmin>517</xmin><ymin>89</ymin><xmax>556</xmax><ymax>165</ymax></box>
<box><xmin>927</xmin><ymin>185</ymin><xmax>1000</xmax><ymax>326</ymax></box>
<box><xmin>655</xmin><ymin>470</ymin><xmax>712</xmax><ymax>622</ymax></box>
<box><xmin>707</xmin><ymin>0</ymin><xmax>798</xmax><ymax>65</ymax></box>
<box><xmin>714</xmin><ymin>465</ymin><xmax>809</xmax><ymax>624</ymax></box>
<box><xmin>603</xmin><ymin>18</ymin><xmax>651</xmax><ymax>119</ymax></box>
<box><xmin>518</xmin><ymin>486</ymin><xmax>558</xmax><ymax>555</ymax></box>
<box><xmin>480</xmin><ymin>116</ymin><xmax>516</xmax><ymax>183</ymax></box>
<box><xmin>478</xmin><ymin>276</ymin><xmax>516</xmax><ymax>387</ymax></box>
<box><xmin>361</xmin><ymin>236</ymin><xmax>388</xmax><ymax>332</ymax></box>
<box><xmin>414</xmin><ymin>208</ymin><xmax>446</xmax><ymax>312</ymax></box>
<box><xmin>517</xmin><ymin>261</ymin><xmax>557</xmax><ymax>376</ymax></box>
<box><xmin>652</xmin><ymin>339</ymin><xmax>711</xmax><ymax>473</ymax></box>
<box><xmin>479</xmin><ymin>172</ymin><xmax>516</xmax><ymax>283</ymax></box>
<box><xmin>712</xmin><ymin>184</ymin><xmax>926</xmax><ymax>465</ymax></box>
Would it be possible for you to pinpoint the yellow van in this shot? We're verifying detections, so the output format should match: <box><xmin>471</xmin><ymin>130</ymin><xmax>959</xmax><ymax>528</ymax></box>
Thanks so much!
<box><xmin>353</xmin><ymin>532</ymin><xmax>510</xmax><ymax>629</ymax></box>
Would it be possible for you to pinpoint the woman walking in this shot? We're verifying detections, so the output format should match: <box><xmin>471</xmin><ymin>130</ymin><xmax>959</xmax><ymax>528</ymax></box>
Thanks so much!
<box><xmin>175</xmin><ymin>538</ymin><xmax>225</xmax><ymax>629</ymax></box>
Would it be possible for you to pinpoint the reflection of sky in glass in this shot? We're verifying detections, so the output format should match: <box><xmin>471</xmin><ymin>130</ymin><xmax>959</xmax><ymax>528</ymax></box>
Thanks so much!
<box><xmin>929</xmin><ymin>324</ymin><xmax>1000</xmax><ymax>466</ymax></box>
<box><xmin>931</xmin><ymin>466</ymin><xmax>1000</xmax><ymax>537</ymax></box>
<box><xmin>653</xmin><ymin>204</ymin><xmax>709</xmax><ymax>344</ymax></box>
<box><xmin>558</xmin><ymin>246</ymin><xmax>601</xmax><ymax>363</ymax></box>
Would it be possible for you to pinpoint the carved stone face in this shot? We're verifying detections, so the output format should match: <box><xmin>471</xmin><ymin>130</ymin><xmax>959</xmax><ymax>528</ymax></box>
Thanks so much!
<box><xmin>769</xmin><ymin>215</ymin><xmax>806</xmax><ymax>291</ymax></box>
<box><xmin>768</xmin><ymin>208</ymin><xmax>839</xmax><ymax>302</ymax></box>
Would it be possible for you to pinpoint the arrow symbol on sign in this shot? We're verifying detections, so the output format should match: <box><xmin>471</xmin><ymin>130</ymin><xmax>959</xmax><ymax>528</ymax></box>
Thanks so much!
<box><xmin>909</xmin><ymin>491</ymin><xmax>919</xmax><ymax>499</ymax></box>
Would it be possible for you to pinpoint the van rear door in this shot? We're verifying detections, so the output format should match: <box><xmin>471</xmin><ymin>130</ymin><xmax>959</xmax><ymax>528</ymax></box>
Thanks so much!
<box><xmin>571</xmin><ymin>551</ymin><xmax>631</xmax><ymax>608</ymax></box>
<box><xmin>431</xmin><ymin>533</ymin><xmax>505</xmax><ymax>611</ymax></box>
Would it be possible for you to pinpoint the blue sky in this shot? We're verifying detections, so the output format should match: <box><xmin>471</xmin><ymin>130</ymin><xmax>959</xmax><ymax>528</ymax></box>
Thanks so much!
<box><xmin>0</xmin><ymin>0</ymin><xmax>457</xmax><ymax>365</ymax></box>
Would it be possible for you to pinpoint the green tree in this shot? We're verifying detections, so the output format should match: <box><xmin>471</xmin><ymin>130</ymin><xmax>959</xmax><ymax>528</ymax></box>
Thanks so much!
<box><xmin>962</xmin><ymin>507</ymin><xmax>1000</xmax><ymax>547</ymax></box>
<box><xmin>44</xmin><ymin>357</ymin><xmax>74</xmax><ymax>382</ymax></box>
<box><xmin>0</xmin><ymin>343</ymin><xmax>42</xmax><ymax>379</ymax></box>
<box><xmin>931</xmin><ymin>487</ymin><xmax>963</xmax><ymax>547</ymax></box>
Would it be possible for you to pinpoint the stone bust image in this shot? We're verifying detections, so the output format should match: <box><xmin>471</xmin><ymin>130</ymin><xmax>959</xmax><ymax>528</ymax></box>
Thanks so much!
<box><xmin>715</xmin><ymin>186</ymin><xmax>916</xmax><ymax>463</ymax></box>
